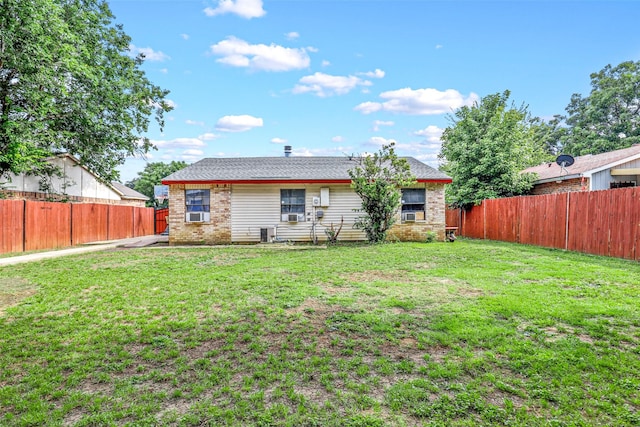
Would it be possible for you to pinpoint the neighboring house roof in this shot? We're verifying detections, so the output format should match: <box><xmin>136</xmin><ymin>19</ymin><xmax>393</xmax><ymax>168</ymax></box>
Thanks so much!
<box><xmin>162</xmin><ymin>156</ymin><xmax>451</xmax><ymax>184</ymax></box>
<box><xmin>110</xmin><ymin>181</ymin><xmax>149</xmax><ymax>201</ymax></box>
<box><xmin>523</xmin><ymin>144</ymin><xmax>640</xmax><ymax>184</ymax></box>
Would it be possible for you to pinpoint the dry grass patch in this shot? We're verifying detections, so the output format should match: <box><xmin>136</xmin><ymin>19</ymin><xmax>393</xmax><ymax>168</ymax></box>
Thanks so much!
<box><xmin>0</xmin><ymin>277</ymin><xmax>37</xmax><ymax>317</ymax></box>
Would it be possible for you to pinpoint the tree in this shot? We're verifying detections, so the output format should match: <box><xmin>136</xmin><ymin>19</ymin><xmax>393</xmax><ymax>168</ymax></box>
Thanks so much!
<box><xmin>126</xmin><ymin>161</ymin><xmax>187</xmax><ymax>207</ymax></box>
<box><xmin>439</xmin><ymin>91</ymin><xmax>551</xmax><ymax>209</ymax></box>
<box><xmin>0</xmin><ymin>0</ymin><xmax>171</xmax><ymax>183</ymax></box>
<box><xmin>552</xmin><ymin>61</ymin><xmax>640</xmax><ymax>156</ymax></box>
<box><xmin>348</xmin><ymin>143</ymin><xmax>416</xmax><ymax>243</ymax></box>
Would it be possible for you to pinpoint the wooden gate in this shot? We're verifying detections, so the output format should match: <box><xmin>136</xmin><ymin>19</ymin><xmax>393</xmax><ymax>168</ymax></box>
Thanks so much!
<box><xmin>155</xmin><ymin>208</ymin><xmax>169</xmax><ymax>234</ymax></box>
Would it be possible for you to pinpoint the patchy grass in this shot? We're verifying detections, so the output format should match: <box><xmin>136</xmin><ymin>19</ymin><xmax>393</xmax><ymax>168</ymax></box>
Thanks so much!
<box><xmin>0</xmin><ymin>240</ymin><xmax>639</xmax><ymax>426</ymax></box>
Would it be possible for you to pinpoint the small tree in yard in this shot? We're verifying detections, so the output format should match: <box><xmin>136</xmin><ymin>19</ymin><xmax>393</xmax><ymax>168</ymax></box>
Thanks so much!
<box><xmin>348</xmin><ymin>143</ymin><xmax>416</xmax><ymax>243</ymax></box>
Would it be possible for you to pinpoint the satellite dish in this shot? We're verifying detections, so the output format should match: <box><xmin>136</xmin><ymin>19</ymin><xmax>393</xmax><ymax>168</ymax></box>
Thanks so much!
<box><xmin>555</xmin><ymin>154</ymin><xmax>575</xmax><ymax>167</ymax></box>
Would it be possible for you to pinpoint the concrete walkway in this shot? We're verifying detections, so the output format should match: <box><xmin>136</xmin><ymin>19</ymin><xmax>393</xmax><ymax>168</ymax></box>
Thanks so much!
<box><xmin>0</xmin><ymin>235</ymin><xmax>168</xmax><ymax>267</ymax></box>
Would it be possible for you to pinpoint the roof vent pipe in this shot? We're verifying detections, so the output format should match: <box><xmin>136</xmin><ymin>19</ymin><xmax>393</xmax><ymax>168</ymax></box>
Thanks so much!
<box><xmin>284</xmin><ymin>145</ymin><xmax>292</xmax><ymax>157</ymax></box>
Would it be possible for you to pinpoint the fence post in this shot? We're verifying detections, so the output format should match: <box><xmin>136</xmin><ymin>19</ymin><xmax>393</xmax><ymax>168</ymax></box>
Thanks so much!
<box><xmin>483</xmin><ymin>201</ymin><xmax>487</xmax><ymax>240</ymax></box>
<box><xmin>22</xmin><ymin>200</ymin><xmax>26</xmax><ymax>253</ymax></box>
<box><xmin>565</xmin><ymin>192</ymin><xmax>570</xmax><ymax>251</ymax></box>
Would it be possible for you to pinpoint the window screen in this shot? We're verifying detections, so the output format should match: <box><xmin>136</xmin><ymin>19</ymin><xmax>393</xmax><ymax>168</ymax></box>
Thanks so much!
<box><xmin>281</xmin><ymin>189</ymin><xmax>305</xmax><ymax>214</ymax></box>
<box><xmin>185</xmin><ymin>189</ymin><xmax>210</xmax><ymax>212</ymax></box>
<box><xmin>401</xmin><ymin>188</ymin><xmax>425</xmax><ymax>212</ymax></box>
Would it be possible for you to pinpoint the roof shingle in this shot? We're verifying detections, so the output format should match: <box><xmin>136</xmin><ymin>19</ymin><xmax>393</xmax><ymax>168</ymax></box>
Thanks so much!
<box><xmin>523</xmin><ymin>145</ymin><xmax>640</xmax><ymax>181</ymax></box>
<box><xmin>162</xmin><ymin>156</ymin><xmax>451</xmax><ymax>183</ymax></box>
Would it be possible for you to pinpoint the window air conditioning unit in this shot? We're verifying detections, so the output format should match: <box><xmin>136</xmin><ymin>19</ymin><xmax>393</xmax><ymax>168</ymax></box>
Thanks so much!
<box><xmin>287</xmin><ymin>213</ymin><xmax>299</xmax><ymax>222</ymax></box>
<box><xmin>404</xmin><ymin>212</ymin><xmax>416</xmax><ymax>222</ymax></box>
<box><xmin>187</xmin><ymin>212</ymin><xmax>205</xmax><ymax>223</ymax></box>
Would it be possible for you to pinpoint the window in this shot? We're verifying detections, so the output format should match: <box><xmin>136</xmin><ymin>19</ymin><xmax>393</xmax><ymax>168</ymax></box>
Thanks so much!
<box><xmin>281</xmin><ymin>189</ymin><xmax>305</xmax><ymax>220</ymax></box>
<box><xmin>401</xmin><ymin>188</ymin><xmax>425</xmax><ymax>221</ymax></box>
<box><xmin>185</xmin><ymin>189</ymin><xmax>210</xmax><ymax>212</ymax></box>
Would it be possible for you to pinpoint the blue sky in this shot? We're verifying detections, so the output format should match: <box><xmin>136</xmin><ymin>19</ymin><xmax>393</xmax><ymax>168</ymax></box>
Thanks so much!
<box><xmin>109</xmin><ymin>0</ymin><xmax>640</xmax><ymax>183</ymax></box>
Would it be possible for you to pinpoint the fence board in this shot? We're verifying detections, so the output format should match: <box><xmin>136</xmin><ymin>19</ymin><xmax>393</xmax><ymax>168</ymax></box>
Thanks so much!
<box><xmin>72</xmin><ymin>204</ymin><xmax>109</xmax><ymax>245</ymax></box>
<box><xmin>519</xmin><ymin>194</ymin><xmax>567</xmax><ymax>249</ymax></box>
<box><xmin>462</xmin><ymin>203</ymin><xmax>485</xmax><ymax>239</ymax></box>
<box><xmin>155</xmin><ymin>208</ymin><xmax>169</xmax><ymax>234</ymax></box>
<box><xmin>0</xmin><ymin>200</ymin><xmax>25</xmax><ymax>254</ymax></box>
<box><xmin>608</xmin><ymin>187</ymin><xmax>639</xmax><ymax>260</ymax></box>
<box><xmin>485</xmin><ymin>197</ymin><xmax>520</xmax><ymax>242</ymax></box>
<box><xmin>567</xmin><ymin>191</ymin><xmax>588</xmax><ymax>254</ymax></box>
<box><xmin>108</xmin><ymin>205</ymin><xmax>134</xmax><ymax>240</ymax></box>
<box><xmin>25</xmin><ymin>201</ymin><xmax>71</xmax><ymax>251</ymax></box>
<box><xmin>133</xmin><ymin>207</ymin><xmax>154</xmax><ymax>237</ymax></box>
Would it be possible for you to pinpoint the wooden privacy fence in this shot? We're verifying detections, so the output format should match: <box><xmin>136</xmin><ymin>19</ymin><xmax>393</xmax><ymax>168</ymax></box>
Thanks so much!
<box><xmin>0</xmin><ymin>200</ymin><xmax>154</xmax><ymax>254</ymax></box>
<box><xmin>446</xmin><ymin>187</ymin><xmax>640</xmax><ymax>261</ymax></box>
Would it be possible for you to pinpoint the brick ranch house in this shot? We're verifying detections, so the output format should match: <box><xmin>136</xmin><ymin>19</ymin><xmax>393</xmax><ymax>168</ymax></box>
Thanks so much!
<box><xmin>161</xmin><ymin>155</ymin><xmax>452</xmax><ymax>244</ymax></box>
<box><xmin>523</xmin><ymin>144</ymin><xmax>640</xmax><ymax>195</ymax></box>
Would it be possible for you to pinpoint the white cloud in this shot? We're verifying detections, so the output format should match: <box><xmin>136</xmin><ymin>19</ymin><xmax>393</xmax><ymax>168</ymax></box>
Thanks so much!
<box><xmin>363</xmin><ymin>136</ymin><xmax>443</xmax><ymax>166</ymax></box>
<box><xmin>203</xmin><ymin>0</ymin><xmax>266</xmax><ymax>19</ymax></box>
<box><xmin>285</xmin><ymin>32</ymin><xmax>299</xmax><ymax>40</ymax></box>
<box><xmin>186</xmin><ymin>119</ymin><xmax>205</xmax><ymax>126</ymax></box>
<box><xmin>151</xmin><ymin>138</ymin><xmax>206</xmax><ymax>149</ymax></box>
<box><xmin>215</xmin><ymin>114</ymin><xmax>263</xmax><ymax>132</ymax></box>
<box><xmin>183</xmin><ymin>149</ymin><xmax>204</xmax><ymax>156</ymax></box>
<box><xmin>271</xmin><ymin>137</ymin><xmax>287</xmax><ymax>144</ymax></box>
<box><xmin>290</xmin><ymin>146</ymin><xmax>351</xmax><ymax>157</ymax></box>
<box><xmin>166</xmin><ymin>99</ymin><xmax>177</xmax><ymax>108</ymax></box>
<box><xmin>435</xmin><ymin>44</ymin><xmax>443</xmax><ymax>49</ymax></box>
<box><xmin>292</xmin><ymin>72</ymin><xmax>372</xmax><ymax>97</ymax></box>
<box><xmin>358</xmin><ymin>69</ymin><xmax>385</xmax><ymax>79</ymax></box>
<box><xmin>354</xmin><ymin>87</ymin><xmax>479</xmax><ymax>115</ymax></box>
<box><xmin>321</xmin><ymin>60</ymin><xmax>331</xmax><ymax>67</ymax></box>
<box><xmin>331</xmin><ymin>136</ymin><xmax>344</xmax><ymax>143</ymax></box>
<box><xmin>373</xmin><ymin>120</ymin><xmax>394</xmax><ymax>131</ymax></box>
<box><xmin>367</xmin><ymin>136</ymin><xmax>396</xmax><ymax>147</ymax></box>
<box><xmin>180</xmin><ymin>34</ymin><xmax>189</xmax><ymax>40</ymax></box>
<box><xmin>160</xmin><ymin>68</ymin><xmax>168</xmax><ymax>74</ymax></box>
<box><xmin>352</xmin><ymin>101</ymin><xmax>381</xmax><ymax>115</ymax></box>
<box><xmin>199</xmin><ymin>133</ymin><xmax>219</xmax><ymax>141</ymax></box>
<box><xmin>128</xmin><ymin>44</ymin><xmax>170</xmax><ymax>62</ymax></box>
<box><xmin>210</xmin><ymin>36</ymin><xmax>311</xmax><ymax>72</ymax></box>
<box><xmin>413</xmin><ymin>125</ymin><xmax>444</xmax><ymax>143</ymax></box>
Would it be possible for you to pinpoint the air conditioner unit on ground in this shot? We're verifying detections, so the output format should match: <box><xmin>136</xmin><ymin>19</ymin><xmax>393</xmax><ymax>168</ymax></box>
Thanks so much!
<box><xmin>403</xmin><ymin>212</ymin><xmax>416</xmax><ymax>222</ymax></box>
<box><xmin>287</xmin><ymin>213</ymin><xmax>299</xmax><ymax>222</ymax></box>
<box><xmin>187</xmin><ymin>212</ymin><xmax>205</xmax><ymax>222</ymax></box>
<box><xmin>260</xmin><ymin>227</ymin><xmax>277</xmax><ymax>243</ymax></box>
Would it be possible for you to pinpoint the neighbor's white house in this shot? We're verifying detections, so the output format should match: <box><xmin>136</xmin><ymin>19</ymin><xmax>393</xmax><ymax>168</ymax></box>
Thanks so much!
<box><xmin>161</xmin><ymin>152</ymin><xmax>452</xmax><ymax>244</ymax></box>
<box><xmin>2</xmin><ymin>153</ymin><xmax>148</xmax><ymax>206</ymax></box>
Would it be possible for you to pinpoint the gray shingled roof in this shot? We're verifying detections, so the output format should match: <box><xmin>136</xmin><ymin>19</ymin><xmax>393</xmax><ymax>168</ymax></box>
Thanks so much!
<box><xmin>162</xmin><ymin>156</ymin><xmax>451</xmax><ymax>183</ymax></box>
<box><xmin>523</xmin><ymin>144</ymin><xmax>640</xmax><ymax>182</ymax></box>
<box><xmin>111</xmin><ymin>182</ymin><xmax>149</xmax><ymax>200</ymax></box>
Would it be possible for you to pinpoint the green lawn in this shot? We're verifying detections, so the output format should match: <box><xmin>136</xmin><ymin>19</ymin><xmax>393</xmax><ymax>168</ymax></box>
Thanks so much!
<box><xmin>0</xmin><ymin>240</ymin><xmax>639</xmax><ymax>426</ymax></box>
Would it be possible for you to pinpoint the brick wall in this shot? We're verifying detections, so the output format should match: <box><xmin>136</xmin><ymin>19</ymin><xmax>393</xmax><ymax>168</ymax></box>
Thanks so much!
<box><xmin>387</xmin><ymin>183</ymin><xmax>447</xmax><ymax>242</ymax></box>
<box><xmin>168</xmin><ymin>184</ymin><xmax>232</xmax><ymax>245</ymax></box>
<box><xmin>168</xmin><ymin>183</ymin><xmax>447</xmax><ymax>244</ymax></box>
<box><xmin>530</xmin><ymin>178</ymin><xmax>588</xmax><ymax>195</ymax></box>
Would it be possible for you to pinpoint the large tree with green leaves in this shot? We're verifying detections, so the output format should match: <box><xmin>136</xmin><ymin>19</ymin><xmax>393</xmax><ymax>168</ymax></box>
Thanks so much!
<box><xmin>439</xmin><ymin>90</ymin><xmax>551</xmax><ymax>209</ymax></box>
<box><xmin>126</xmin><ymin>161</ymin><xmax>187</xmax><ymax>207</ymax></box>
<box><xmin>0</xmin><ymin>0</ymin><xmax>171</xmax><ymax>183</ymax></box>
<box><xmin>349</xmin><ymin>143</ymin><xmax>416</xmax><ymax>243</ymax></box>
<box><xmin>551</xmin><ymin>60</ymin><xmax>640</xmax><ymax>155</ymax></box>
